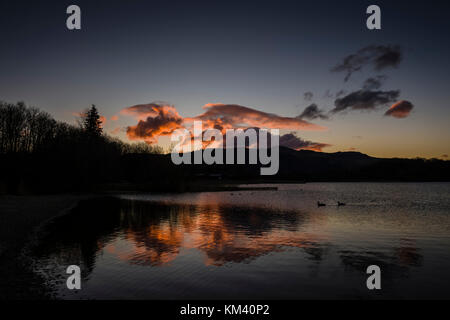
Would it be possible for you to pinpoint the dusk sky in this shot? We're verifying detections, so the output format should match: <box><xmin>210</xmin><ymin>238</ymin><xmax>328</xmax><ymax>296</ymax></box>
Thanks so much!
<box><xmin>1</xmin><ymin>0</ymin><xmax>449</xmax><ymax>158</ymax></box>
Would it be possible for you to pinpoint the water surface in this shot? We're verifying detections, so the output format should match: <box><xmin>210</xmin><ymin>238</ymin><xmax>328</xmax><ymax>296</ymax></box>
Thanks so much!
<box><xmin>31</xmin><ymin>183</ymin><xmax>450</xmax><ymax>299</ymax></box>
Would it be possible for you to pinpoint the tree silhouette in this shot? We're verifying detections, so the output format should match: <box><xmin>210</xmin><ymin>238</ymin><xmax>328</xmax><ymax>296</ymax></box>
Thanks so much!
<box><xmin>81</xmin><ymin>105</ymin><xmax>103</xmax><ymax>137</ymax></box>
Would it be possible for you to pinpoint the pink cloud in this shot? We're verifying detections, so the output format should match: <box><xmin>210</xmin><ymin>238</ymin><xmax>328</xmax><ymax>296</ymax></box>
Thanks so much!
<box><xmin>122</xmin><ymin>102</ymin><xmax>326</xmax><ymax>145</ymax></box>
<box><xmin>384</xmin><ymin>100</ymin><xmax>414</xmax><ymax>118</ymax></box>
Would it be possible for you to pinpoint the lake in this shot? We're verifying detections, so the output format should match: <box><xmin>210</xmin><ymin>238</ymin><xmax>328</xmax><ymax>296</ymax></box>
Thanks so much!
<box><xmin>29</xmin><ymin>183</ymin><xmax>450</xmax><ymax>299</ymax></box>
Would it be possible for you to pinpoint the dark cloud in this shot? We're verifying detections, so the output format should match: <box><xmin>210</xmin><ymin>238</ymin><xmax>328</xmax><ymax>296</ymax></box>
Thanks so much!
<box><xmin>331</xmin><ymin>89</ymin><xmax>400</xmax><ymax>113</ymax></box>
<box><xmin>332</xmin><ymin>45</ymin><xmax>403</xmax><ymax>81</ymax></box>
<box><xmin>335</xmin><ymin>90</ymin><xmax>346</xmax><ymax>98</ymax></box>
<box><xmin>384</xmin><ymin>100</ymin><xmax>414</xmax><ymax>118</ymax></box>
<box><xmin>362</xmin><ymin>75</ymin><xmax>387</xmax><ymax>90</ymax></box>
<box><xmin>297</xmin><ymin>103</ymin><xmax>329</xmax><ymax>120</ymax></box>
<box><xmin>303</xmin><ymin>92</ymin><xmax>313</xmax><ymax>101</ymax></box>
<box><xmin>280</xmin><ymin>133</ymin><xmax>331</xmax><ymax>152</ymax></box>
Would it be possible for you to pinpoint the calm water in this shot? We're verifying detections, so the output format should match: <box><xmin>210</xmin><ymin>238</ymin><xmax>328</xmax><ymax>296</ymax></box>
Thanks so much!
<box><xmin>30</xmin><ymin>183</ymin><xmax>450</xmax><ymax>299</ymax></box>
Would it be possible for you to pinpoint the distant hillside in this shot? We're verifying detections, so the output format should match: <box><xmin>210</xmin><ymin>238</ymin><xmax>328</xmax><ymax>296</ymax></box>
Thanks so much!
<box><xmin>118</xmin><ymin>146</ymin><xmax>450</xmax><ymax>183</ymax></box>
<box><xmin>274</xmin><ymin>147</ymin><xmax>448</xmax><ymax>181</ymax></box>
<box><xmin>2</xmin><ymin>146</ymin><xmax>449</xmax><ymax>194</ymax></box>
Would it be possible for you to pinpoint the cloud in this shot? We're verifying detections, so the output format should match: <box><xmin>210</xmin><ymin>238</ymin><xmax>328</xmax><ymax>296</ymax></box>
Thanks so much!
<box><xmin>111</xmin><ymin>115</ymin><xmax>119</xmax><ymax>121</ymax></box>
<box><xmin>190</xmin><ymin>103</ymin><xmax>325</xmax><ymax>132</ymax></box>
<box><xmin>362</xmin><ymin>75</ymin><xmax>387</xmax><ymax>90</ymax></box>
<box><xmin>122</xmin><ymin>102</ymin><xmax>325</xmax><ymax>144</ymax></box>
<box><xmin>332</xmin><ymin>89</ymin><xmax>400</xmax><ymax>113</ymax></box>
<box><xmin>332</xmin><ymin>45</ymin><xmax>402</xmax><ymax>81</ymax></box>
<box><xmin>442</xmin><ymin>154</ymin><xmax>448</xmax><ymax>159</ymax></box>
<box><xmin>297</xmin><ymin>104</ymin><xmax>329</xmax><ymax>120</ymax></box>
<box><xmin>330</xmin><ymin>46</ymin><xmax>411</xmax><ymax>118</ymax></box>
<box><xmin>279</xmin><ymin>133</ymin><xmax>331</xmax><ymax>152</ymax></box>
<box><xmin>303</xmin><ymin>92</ymin><xmax>313</xmax><ymax>101</ymax></box>
<box><xmin>384</xmin><ymin>100</ymin><xmax>414</xmax><ymax>118</ymax></box>
<box><xmin>123</xmin><ymin>103</ymin><xmax>183</xmax><ymax>144</ymax></box>
<box><xmin>120</xmin><ymin>102</ymin><xmax>174</xmax><ymax>120</ymax></box>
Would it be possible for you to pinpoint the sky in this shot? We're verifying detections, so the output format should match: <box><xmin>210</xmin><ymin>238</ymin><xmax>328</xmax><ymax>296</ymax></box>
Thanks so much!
<box><xmin>0</xmin><ymin>0</ymin><xmax>449</xmax><ymax>158</ymax></box>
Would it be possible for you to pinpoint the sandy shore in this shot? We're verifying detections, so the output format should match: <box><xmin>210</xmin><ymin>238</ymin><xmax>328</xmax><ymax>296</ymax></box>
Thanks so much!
<box><xmin>0</xmin><ymin>194</ymin><xmax>88</xmax><ymax>299</ymax></box>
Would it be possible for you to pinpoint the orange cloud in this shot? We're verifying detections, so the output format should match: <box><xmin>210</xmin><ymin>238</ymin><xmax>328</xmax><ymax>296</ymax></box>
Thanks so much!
<box><xmin>123</xmin><ymin>103</ymin><xmax>183</xmax><ymax>144</ymax></box>
<box><xmin>384</xmin><ymin>100</ymin><xmax>414</xmax><ymax>118</ymax></box>
<box><xmin>122</xmin><ymin>102</ymin><xmax>326</xmax><ymax>144</ymax></box>
<box><xmin>120</xmin><ymin>103</ymin><xmax>176</xmax><ymax>120</ymax></box>
<box><xmin>111</xmin><ymin>115</ymin><xmax>119</xmax><ymax>121</ymax></box>
<box><xmin>190</xmin><ymin>103</ymin><xmax>325</xmax><ymax>132</ymax></box>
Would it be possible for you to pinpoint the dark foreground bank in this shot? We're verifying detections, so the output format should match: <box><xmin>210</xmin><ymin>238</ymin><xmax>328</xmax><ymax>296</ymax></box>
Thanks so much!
<box><xmin>0</xmin><ymin>195</ymin><xmax>89</xmax><ymax>299</ymax></box>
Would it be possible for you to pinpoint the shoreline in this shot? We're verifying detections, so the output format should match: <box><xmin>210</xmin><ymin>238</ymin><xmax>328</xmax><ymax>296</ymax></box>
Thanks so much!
<box><xmin>0</xmin><ymin>194</ymin><xmax>89</xmax><ymax>299</ymax></box>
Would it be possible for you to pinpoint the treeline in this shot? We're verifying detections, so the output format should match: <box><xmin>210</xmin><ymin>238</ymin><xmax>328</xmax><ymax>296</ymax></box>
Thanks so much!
<box><xmin>0</xmin><ymin>101</ymin><xmax>55</xmax><ymax>153</ymax></box>
<box><xmin>0</xmin><ymin>101</ymin><xmax>162</xmax><ymax>155</ymax></box>
<box><xmin>1</xmin><ymin>100</ymin><xmax>449</xmax><ymax>194</ymax></box>
<box><xmin>0</xmin><ymin>101</ymin><xmax>163</xmax><ymax>194</ymax></box>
